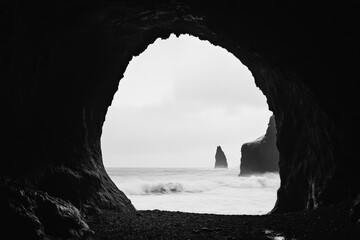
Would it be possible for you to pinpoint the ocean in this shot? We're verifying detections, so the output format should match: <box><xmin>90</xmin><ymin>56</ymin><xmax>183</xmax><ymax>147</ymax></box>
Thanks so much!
<box><xmin>106</xmin><ymin>167</ymin><xmax>280</xmax><ymax>215</ymax></box>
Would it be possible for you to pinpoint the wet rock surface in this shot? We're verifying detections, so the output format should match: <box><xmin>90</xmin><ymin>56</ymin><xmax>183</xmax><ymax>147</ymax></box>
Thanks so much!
<box><xmin>240</xmin><ymin>115</ymin><xmax>279</xmax><ymax>175</ymax></box>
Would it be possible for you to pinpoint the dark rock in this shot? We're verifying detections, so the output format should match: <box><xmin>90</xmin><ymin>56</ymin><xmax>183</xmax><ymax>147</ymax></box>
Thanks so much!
<box><xmin>239</xmin><ymin>115</ymin><xmax>279</xmax><ymax>175</ymax></box>
<box><xmin>350</xmin><ymin>195</ymin><xmax>360</xmax><ymax>227</ymax></box>
<box><xmin>215</xmin><ymin>146</ymin><xmax>228</xmax><ymax>169</ymax></box>
<box><xmin>0</xmin><ymin>180</ymin><xmax>93</xmax><ymax>240</ymax></box>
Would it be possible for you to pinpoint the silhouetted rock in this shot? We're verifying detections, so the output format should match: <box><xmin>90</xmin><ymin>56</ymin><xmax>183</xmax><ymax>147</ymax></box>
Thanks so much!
<box><xmin>215</xmin><ymin>146</ymin><xmax>228</xmax><ymax>168</ymax></box>
<box><xmin>239</xmin><ymin>115</ymin><xmax>279</xmax><ymax>176</ymax></box>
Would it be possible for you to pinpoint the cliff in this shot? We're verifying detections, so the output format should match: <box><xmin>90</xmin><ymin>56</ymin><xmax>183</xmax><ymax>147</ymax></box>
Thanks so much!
<box><xmin>240</xmin><ymin>115</ymin><xmax>279</xmax><ymax>175</ymax></box>
<box><xmin>215</xmin><ymin>146</ymin><xmax>228</xmax><ymax>168</ymax></box>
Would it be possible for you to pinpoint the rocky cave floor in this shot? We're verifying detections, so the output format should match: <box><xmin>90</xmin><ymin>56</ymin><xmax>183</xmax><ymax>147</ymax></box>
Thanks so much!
<box><xmin>88</xmin><ymin>202</ymin><xmax>360</xmax><ymax>240</ymax></box>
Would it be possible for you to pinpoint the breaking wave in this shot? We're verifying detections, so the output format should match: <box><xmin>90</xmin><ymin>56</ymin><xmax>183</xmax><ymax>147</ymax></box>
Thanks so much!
<box><xmin>107</xmin><ymin>168</ymin><xmax>280</xmax><ymax>214</ymax></box>
<box><xmin>114</xmin><ymin>172</ymin><xmax>279</xmax><ymax>195</ymax></box>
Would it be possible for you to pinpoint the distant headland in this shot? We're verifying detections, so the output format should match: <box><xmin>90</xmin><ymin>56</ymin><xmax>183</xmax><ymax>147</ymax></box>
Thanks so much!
<box><xmin>239</xmin><ymin>115</ymin><xmax>279</xmax><ymax>176</ymax></box>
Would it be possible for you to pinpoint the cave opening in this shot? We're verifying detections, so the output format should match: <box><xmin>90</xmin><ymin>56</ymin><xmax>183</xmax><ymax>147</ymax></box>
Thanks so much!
<box><xmin>4</xmin><ymin>1</ymin><xmax>360</xmax><ymax>238</ymax></box>
<box><xmin>102</xmin><ymin>34</ymin><xmax>279</xmax><ymax>215</ymax></box>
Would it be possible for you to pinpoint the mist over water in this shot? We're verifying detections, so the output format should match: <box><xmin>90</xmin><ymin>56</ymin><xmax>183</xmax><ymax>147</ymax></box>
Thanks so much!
<box><xmin>107</xmin><ymin>167</ymin><xmax>279</xmax><ymax>215</ymax></box>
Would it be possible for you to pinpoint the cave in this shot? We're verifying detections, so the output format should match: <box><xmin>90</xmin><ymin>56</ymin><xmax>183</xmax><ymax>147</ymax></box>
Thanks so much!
<box><xmin>2</xmin><ymin>0</ymin><xmax>360</xmax><ymax>239</ymax></box>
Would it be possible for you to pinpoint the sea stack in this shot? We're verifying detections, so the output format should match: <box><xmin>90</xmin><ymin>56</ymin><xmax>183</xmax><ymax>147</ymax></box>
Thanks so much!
<box><xmin>239</xmin><ymin>115</ymin><xmax>279</xmax><ymax>176</ymax></box>
<box><xmin>215</xmin><ymin>146</ymin><xmax>228</xmax><ymax>168</ymax></box>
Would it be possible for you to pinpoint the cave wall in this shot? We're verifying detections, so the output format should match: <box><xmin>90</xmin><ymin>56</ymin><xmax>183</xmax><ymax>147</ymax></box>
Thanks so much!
<box><xmin>1</xmin><ymin>0</ymin><xmax>360</xmax><ymax>221</ymax></box>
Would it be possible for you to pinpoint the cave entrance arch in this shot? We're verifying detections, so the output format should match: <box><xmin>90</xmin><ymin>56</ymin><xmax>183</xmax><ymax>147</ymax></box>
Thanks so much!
<box><xmin>4</xmin><ymin>1</ymin><xmax>360</xmax><ymax>239</ymax></box>
<box><xmin>102</xmin><ymin>33</ymin><xmax>279</xmax><ymax>215</ymax></box>
<box><xmin>3</xmin><ymin>5</ymin><xmax>357</xmax><ymax>239</ymax></box>
<box><xmin>90</xmin><ymin>5</ymin><xmax>341</xmax><ymax>213</ymax></box>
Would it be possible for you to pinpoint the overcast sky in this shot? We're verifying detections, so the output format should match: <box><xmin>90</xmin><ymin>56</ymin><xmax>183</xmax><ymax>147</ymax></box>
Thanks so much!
<box><xmin>101</xmin><ymin>34</ymin><xmax>272</xmax><ymax>168</ymax></box>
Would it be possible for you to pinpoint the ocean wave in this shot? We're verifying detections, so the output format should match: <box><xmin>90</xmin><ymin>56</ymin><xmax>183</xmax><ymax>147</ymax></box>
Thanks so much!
<box><xmin>139</xmin><ymin>182</ymin><xmax>188</xmax><ymax>194</ymax></box>
<box><xmin>114</xmin><ymin>173</ymin><xmax>279</xmax><ymax>195</ymax></box>
<box><xmin>117</xmin><ymin>180</ymin><xmax>218</xmax><ymax>195</ymax></box>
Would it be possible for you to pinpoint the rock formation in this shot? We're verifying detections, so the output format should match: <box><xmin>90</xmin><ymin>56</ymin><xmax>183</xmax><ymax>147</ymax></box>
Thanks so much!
<box><xmin>240</xmin><ymin>115</ymin><xmax>279</xmax><ymax>176</ymax></box>
<box><xmin>2</xmin><ymin>0</ymin><xmax>360</xmax><ymax>236</ymax></box>
<box><xmin>0</xmin><ymin>180</ymin><xmax>93</xmax><ymax>239</ymax></box>
<box><xmin>215</xmin><ymin>146</ymin><xmax>228</xmax><ymax>168</ymax></box>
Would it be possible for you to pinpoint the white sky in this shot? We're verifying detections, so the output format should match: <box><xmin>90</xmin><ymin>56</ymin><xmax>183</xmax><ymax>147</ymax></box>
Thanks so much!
<box><xmin>101</xmin><ymin>34</ymin><xmax>272</xmax><ymax>168</ymax></box>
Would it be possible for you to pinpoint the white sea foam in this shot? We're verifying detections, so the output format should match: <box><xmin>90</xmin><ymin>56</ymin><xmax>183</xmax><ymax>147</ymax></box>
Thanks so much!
<box><xmin>119</xmin><ymin>180</ymin><xmax>217</xmax><ymax>195</ymax></box>
<box><xmin>106</xmin><ymin>167</ymin><xmax>280</xmax><ymax>215</ymax></box>
<box><xmin>115</xmin><ymin>174</ymin><xmax>278</xmax><ymax>195</ymax></box>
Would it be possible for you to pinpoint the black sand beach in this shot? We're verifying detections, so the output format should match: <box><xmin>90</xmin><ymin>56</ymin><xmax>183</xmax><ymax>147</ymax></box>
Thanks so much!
<box><xmin>88</xmin><ymin>202</ymin><xmax>360</xmax><ymax>240</ymax></box>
